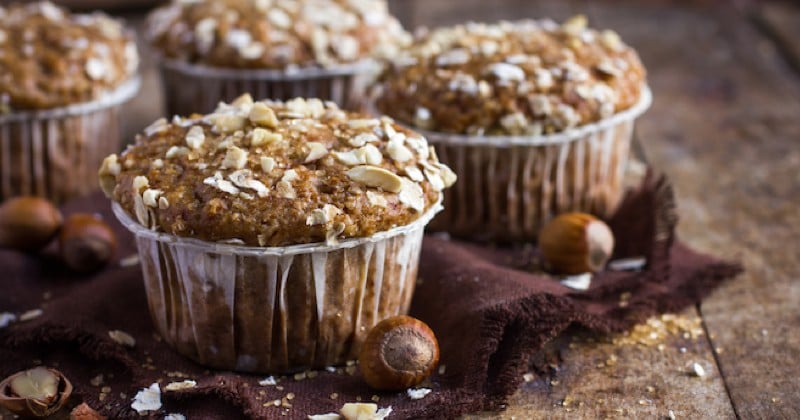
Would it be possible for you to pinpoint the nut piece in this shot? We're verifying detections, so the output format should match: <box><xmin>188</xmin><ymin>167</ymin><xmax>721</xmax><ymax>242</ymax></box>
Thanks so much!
<box><xmin>538</xmin><ymin>212</ymin><xmax>615</xmax><ymax>275</ymax></box>
<box><xmin>339</xmin><ymin>402</ymin><xmax>392</xmax><ymax>420</ymax></box>
<box><xmin>0</xmin><ymin>197</ymin><xmax>63</xmax><ymax>252</ymax></box>
<box><xmin>347</xmin><ymin>166</ymin><xmax>403</xmax><ymax>193</ymax></box>
<box><xmin>359</xmin><ymin>315</ymin><xmax>440</xmax><ymax>391</ymax></box>
<box><xmin>59</xmin><ymin>214</ymin><xmax>117</xmax><ymax>273</ymax></box>
<box><xmin>70</xmin><ymin>402</ymin><xmax>106</xmax><ymax>420</ymax></box>
<box><xmin>0</xmin><ymin>367</ymin><xmax>73</xmax><ymax>418</ymax></box>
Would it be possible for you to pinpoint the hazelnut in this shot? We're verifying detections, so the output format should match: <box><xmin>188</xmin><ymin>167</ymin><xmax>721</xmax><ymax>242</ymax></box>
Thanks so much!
<box><xmin>538</xmin><ymin>212</ymin><xmax>615</xmax><ymax>275</ymax></box>
<box><xmin>59</xmin><ymin>214</ymin><xmax>117</xmax><ymax>273</ymax></box>
<box><xmin>0</xmin><ymin>197</ymin><xmax>63</xmax><ymax>252</ymax></box>
<box><xmin>358</xmin><ymin>315</ymin><xmax>440</xmax><ymax>391</ymax></box>
<box><xmin>0</xmin><ymin>366</ymin><xmax>73</xmax><ymax>417</ymax></box>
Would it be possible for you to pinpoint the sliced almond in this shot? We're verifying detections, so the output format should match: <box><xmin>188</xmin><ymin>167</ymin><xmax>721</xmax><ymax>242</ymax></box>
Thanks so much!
<box><xmin>436</xmin><ymin>163</ymin><xmax>457</xmax><ymax>188</ymax></box>
<box><xmin>424</xmin><ymin>168</ymin><xmax>445</xmax><ymax>191</ymax></box>
<box><xmin>132</xmin><ymin>175</ymin><xmax>149</xmax><ymax>193</ymax></box>
<box><xmin>333</xmin><ymin>150</ymin><xmax>361</xmax><ymax>166</ymax></box>
<box><xmin>398</xmin><ymin>177</ymin><xmax>425</xmax><ymax>212</ymax></box>
<box><xmin>142</xmin><ymin>189</ymin><xmax>162</xmax><ymax>208</ymax></box>
<box><xmin>358</xmin><ymin>144</ymin><xmax>383</xmax><ymax>165</ymax></box>
<box><xmin>305</xmin><ymin>142</ymin><xmax>328</xmax><ymax>163</ymax></box>
<box><xmin>387</xmin><ymin>140</ymin><xmax>414</xmax><ymax>162</ymax></box>
<box><xmin>347</xmin><ymin>166</ymin><xmax>403</xmax><ymax>193</ymax></box>
<box><xmin>404</xmin><ymin>166</ymin><xmax>425</xmax><ymax>182</ymax></box>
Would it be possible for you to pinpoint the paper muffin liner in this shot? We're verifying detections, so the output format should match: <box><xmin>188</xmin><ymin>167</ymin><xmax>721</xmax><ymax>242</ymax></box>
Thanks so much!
<box><xmin>159</xmin><ymin>59</ymin><xmax>379</xmax><ymax>116</ymax></box>
<box><xmin>112</xmin><ymin>198</ymin><xmax>442</xmax><ymax>373</ymax></box>
<box><xmin>0</xmin><ymin>78</ymin><xmax>141</xmax><ymax>203</ymax></box>
<box><xmin>368</xmin><ymin>86</ymin><xmax>652</xmax><ymax>241</ymax></box>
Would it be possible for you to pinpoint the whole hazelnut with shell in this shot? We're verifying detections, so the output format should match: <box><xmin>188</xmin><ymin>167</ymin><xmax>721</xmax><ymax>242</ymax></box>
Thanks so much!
<box><xmin>59</xmin><ymin>213</ymin><xmax>117</xmax><ymax>273</ymax></box>
<box><xmin>538</xmin><ymin>212</ymin><xmax>615</xmax><ymax>275</ymax></box>
<box><xmin>358</xmin><ymin>315</ymin><xmax>440</xmax><ymax>391</ymax></box>
<box><xmin>0</xmin><ymin>197</ymin><xmax>63</xmax><ymax>252</ymax></box>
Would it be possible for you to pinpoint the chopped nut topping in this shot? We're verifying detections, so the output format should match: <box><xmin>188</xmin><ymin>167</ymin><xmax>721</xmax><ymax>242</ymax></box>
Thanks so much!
<box><xmin>249</xmin><ymin>103</ymin><xmax>278</xmax><ymax>128</ymax></box>
<box><xmin>375</xmin><ymin>17</ymin><xmax>645</xmax><ymax>135</ymax></box>
<box><xmin>221</xmin><ymin>146</ymin><xmax>248</xmax><ymax>170</ymax></box>
<box><xmin>251</xmin><ymin>128</ymin><xmax>281</xmax><ymax>147</ymax></box>
<box><xmin>276</xmin><ymin>180</ymin><xmax>296</xmax><ymax>199</ymax></box>
<box><xmin>185</xmin><ymin>126</ymin><xmax>205</xmax><ymax>149</ymax></box>
<box><xmin>104</xmin><ymin>97</ymin><xmax>454</xmax><ymax>247</ymax></box>
<box><xmin>260</xmin><ymin>156</ymin><xmax>276</xmax><ymax>173</ymax></box>
<box><xmin>165</xmin><ymin>146</ymin><xmax>190</xmax><ymax>159</ymax></box>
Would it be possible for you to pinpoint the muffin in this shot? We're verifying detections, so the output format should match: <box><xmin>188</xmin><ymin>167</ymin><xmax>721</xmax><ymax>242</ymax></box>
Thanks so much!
<box><xmin>0</xmin><ymin>1</ymin><xmax>140</xmax><ymax>203</ymax></box>
<box><xmin>371</xmin><ymin>16</ymin><xmax>651</xmax><ymax>241</ymax></box>
<box><xmin>100</xmin><ymin>95</ymin><xmax>455</xmax><ymax>372</ymax></box>
<box><xmin>145</xmin><ymin>0</ymin><xmax>411</xmax><ymax>115</ymax></box>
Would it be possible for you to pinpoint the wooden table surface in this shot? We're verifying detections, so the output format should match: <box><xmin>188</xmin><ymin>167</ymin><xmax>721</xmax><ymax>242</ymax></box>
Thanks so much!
<box><xmin>90</xmin><ymin>0</ymin><xmax>800</xmax><ymax>418</ymax></box>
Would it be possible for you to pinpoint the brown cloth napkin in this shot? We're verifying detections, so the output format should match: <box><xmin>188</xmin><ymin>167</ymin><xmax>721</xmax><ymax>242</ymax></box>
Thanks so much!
<box><xmin>0</xmin><ymin>173</ymin><xmax>741</xmax><ymax>419</ymax></box>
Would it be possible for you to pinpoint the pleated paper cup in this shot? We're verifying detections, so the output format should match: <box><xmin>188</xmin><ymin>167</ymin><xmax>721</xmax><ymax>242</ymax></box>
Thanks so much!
<box><xmin>112</xmin><ymin>198</ymin><xmax>442</xmax><ymax>373</ymax></box>
<box><xmin>369</xmin><ymin>86</ymin><xmax>651</xmax><ymax>241</ymax></box>
<box><xmin>0</xmin><ymin>78</ymin><xmax>141</xmax><ymax>203</ymax></box>
<box><xmin>159</xmin><ymin>59</ymin><xmax>379</xmax><ymax>116</ymax></box>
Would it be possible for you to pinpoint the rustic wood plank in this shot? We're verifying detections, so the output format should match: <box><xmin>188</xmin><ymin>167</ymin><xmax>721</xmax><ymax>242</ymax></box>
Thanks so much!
<box><xmin>627</xmin><ymin>4</ymin><xmax>800</xmax><ymax>420</ymax></box>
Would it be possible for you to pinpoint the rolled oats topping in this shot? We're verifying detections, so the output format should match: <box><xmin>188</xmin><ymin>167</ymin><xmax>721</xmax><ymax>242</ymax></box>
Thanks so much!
<box><xmin>0</xmin><ymin>1</ymin><xmax>139</xmax><ymax>111</ymax></box>
<box><xmin>101</xmin><ymin>95</ymin><xmax>454</xmax><ymax>247</ymax></box>
<box><xmin>375</xmin><ymin>17</ymin><xmax>646</xmax><ymax>136</ymax></box>
<box><xmin>145</xmin><ymin>0</ymin><xmax>411</xmax><ymax>69</ymax></box>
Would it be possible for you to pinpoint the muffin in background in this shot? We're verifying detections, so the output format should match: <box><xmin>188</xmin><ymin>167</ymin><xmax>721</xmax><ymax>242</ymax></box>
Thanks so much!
<box><xmin>101</xmin><ymin>95</ymin><xmax>455</xmax><ymax>372</ymax></box>
<box><xmin>0</xmin><ymin>1</ymin><xmax>140</xmax><ymax>203</ymax></box>
<box><xmin>372</xmin><ymin>16</ymin><xmax>651</xmax><ymax>241</ymax></box>
<box><xmin>145</xmin><ymin>0</ymin><xmax>411</xmax><ymax>115</ymax></box>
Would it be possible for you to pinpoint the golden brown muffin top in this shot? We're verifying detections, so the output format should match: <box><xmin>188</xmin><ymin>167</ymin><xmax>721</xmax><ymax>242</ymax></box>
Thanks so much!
<box><xmin>0</xmin><ymin>1</ymin><xmax>139</xmax><ymax>111</ymax></box>
<box><xmin>145</xmin><ymin>0</ymin><xmax>411</xmax><ymax>69</ymax></box>
<box><xmin>100</xmin><ymin>95</ymin><xmax>455</xmax><ymax>247</ymax></box>
<box><xmin>374</xmin><ymin>16</ymin><xmax>647</xmax><ymax>136</ymax></box>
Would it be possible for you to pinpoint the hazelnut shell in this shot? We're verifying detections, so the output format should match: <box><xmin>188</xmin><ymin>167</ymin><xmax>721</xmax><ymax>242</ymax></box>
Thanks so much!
<box><xmin>358</xmin><ymin>315</ymin><xmax>440</xmax><ymax>391</ymax></box>
<box><xmin>0</xmin><ymin>367</ymin><xmax>73</xmax><ymax>418</ymax></box>
<box><xmin>0</xmin><ymin>197</ymin><xmax>63</xmax><ymax>252</ymax></box>
<box><xmin>539</xmin><ymin>212</ymin><xmax>615</xmax><ymax>275</ymax></box>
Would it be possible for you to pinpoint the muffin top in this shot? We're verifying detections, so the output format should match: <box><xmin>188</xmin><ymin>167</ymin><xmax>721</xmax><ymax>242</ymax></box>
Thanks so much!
<box><xmin>0</xmin><ymin>1</ymin><xmax>139</xmax><ymax>111</ymax></box>
<box><xmin>145</xmin><ymin>0</ymin><xmax>411</xmax><ymax>70</ymax></box>
<box><xmin>374</xmin><ymin>16</ymin><xmax>647</xmax><ymax>136</ymax></box>
<box><xmin>100</xmin><ymin>96</ymin><xmax>455</xmax><ymax>247</ymax></box>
